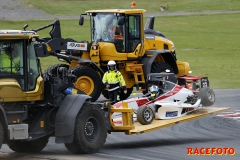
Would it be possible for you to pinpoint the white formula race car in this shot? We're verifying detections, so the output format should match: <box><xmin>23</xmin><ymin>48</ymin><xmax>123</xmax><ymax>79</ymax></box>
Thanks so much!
<box><xmin>113</xmin><ymin>73</ymin><xmax>215</xmax><ymax>125</ymax></box>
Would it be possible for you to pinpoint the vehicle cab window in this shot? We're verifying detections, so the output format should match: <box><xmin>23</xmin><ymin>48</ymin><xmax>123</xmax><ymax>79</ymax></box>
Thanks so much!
<box><xmin>27</xmin><ymin>42</ymin><xmax>40</xmax><ymax>90</ymax></box>
<box><xmin>0</xmin><ymin>41</ymin><xmax>23</xmax><ymax>75</ymax></box>
<box><xmin>126</xmin><ymin>15</ymin><xmax>141</xmax><ymax>52</ymax></box>
<box><xmin>91</xmin><ymin>13</ymin><xmax>125</xmax><ymax>52</ymax></box>
<box><xmin>0</xmin><ymin>40</ymin><xmax>40</xmax><ymax>91</ymax></box>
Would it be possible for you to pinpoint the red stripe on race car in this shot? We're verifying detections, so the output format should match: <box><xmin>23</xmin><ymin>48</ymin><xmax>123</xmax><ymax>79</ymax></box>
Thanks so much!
<box><xmin>113</xmin><ymin>85</ymin><xmax>183</xmax><ymax>108</ymax></box>
<box><xmin>135</xmin><ymin>98</ymin><xmax>149</xmax><ymax>106</ymax></box>
<box><xmin>113</xmin><ymin>120</ymin><xmax>122</xmax><ymax>124</ymax></box>
<box><xmin>113</xmin><ymin>97</ymin><xmax>149</xmax><ymax>108</ymax></box>
<box><xmin>144</xmin><ymin>85</ymin><xmax>183</xmax><ymax>105</ymax></box>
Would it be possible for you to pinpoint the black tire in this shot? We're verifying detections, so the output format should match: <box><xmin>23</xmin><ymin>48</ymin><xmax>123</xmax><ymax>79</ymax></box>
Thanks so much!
<box><xmin>42</xmin><ymin>63</ymin><xmax>69</xmax><ymax>80</ymax></box>
<box><xmin>7</xmin><ymin>136</ymin><xmax>49</xmax><ymax>152</ymax></box>
<box><xmin>151</xmin><ymin>62</ymin><xmax>174</xmax><ymax>73</ymax></box>
<box><xmin>142</xmin><ymin>62</ymin><xmax>174</xmax><ymax>94</ymax></box>
<box><xmin>198</xmin><ymin>87</ymin><xmax>215</xmax><ymax>106</ymax></box>
<box><xmin>102</xmin><ymin>87</ymin><xmax>133</xmax><ymax>101</ymax></box>
<box><xmin>119</xmin><ymin>87</ymin><xmax>133</xmax><ymax>100</ymax></box>
<box><xmin>70</xmin><ymin>66</ymin><xmax>103</xmax><ymax>102</ymax></box>
<box><xmin>0</xmin><ymin>123</ymin><xmax>4</xmax><ymax>149</ymax></box>
<box><xmin>137</xmin><ymin>106</ymin><xmax>154</xmax><ymax>125</ymax></box>
<box><xmin>102</xmin><ymin>90</ymin><xmax>109</xmax><ymax>100</ymax></box>
<box><xmin>65</xmin><ymin>103</ymin><xmax>107</xmax><ymax>154</ymax></box>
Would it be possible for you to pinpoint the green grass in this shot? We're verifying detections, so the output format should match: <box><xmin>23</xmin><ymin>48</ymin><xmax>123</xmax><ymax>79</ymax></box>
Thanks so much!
<box><xmin>24</xmin><ymin>0</ymin><xmax>240</xmax><ymax>14</ymax></box>
<box><xmin>1</xmin><ymin>1</ymin><xmax>240</xmax><ymax>89</ymax></box>
<box><xmin>159</xmin><ymin>14</ymin><xmax>240</xmax><ymax>89</ymax></box>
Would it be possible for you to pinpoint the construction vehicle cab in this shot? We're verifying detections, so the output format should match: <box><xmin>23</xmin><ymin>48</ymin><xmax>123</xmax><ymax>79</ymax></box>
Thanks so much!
<box><xmin>79</xmin><ymin>9</ymin><xmax>176</xmax><ymax>64</ymax></box>
<box><xmin>0</xmin><ymin>31</ymin><xmax>43</xmax><ymax>101</ymax></box>
<box><xmin>79</xmin><ymin>9</ymin><xmax>146</xmax><ymax>58</ymax></box>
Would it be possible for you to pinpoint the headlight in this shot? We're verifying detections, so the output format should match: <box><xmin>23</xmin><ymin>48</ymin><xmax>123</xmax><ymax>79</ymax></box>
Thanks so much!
<box><xmin>92</xmin><ymin>45</ymin><xmax>97</xmax><ymax>50</ymax></box>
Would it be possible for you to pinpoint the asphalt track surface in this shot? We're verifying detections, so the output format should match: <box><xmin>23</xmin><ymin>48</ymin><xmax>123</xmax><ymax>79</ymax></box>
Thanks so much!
<box><xmin>0</xmin><ymin>89</ymin><xmax>240</xmax><ymax>160</ymax></box>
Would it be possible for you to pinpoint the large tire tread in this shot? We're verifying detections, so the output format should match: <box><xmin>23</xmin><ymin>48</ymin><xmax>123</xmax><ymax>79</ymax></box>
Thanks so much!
<box><xmin>42</xmin><ymin>64</ymin><xmax>69</xmax><ymax>80</ymax></box>
<box><xmin>65</xmin><ymin>103</ymin><xmax>107</xmax><ymax>154</ymax></box>
<box><xmin>142</xmin><ymin>62</ymin><xmax>174</xmax><ymax>94</ymax></box>
<box><xmin>151</xmin><ymin>62</ymin><xmax>174</xmax><ymax>73</ymax></box>
<box><xmin>7</xmin><ymin>136</ymin><xmax>49</xmax><ymax>153</ymax></box>
<box><xmin>70</xmin><ymin>66</ymin><xmax>103</xmax><ymax>102</ymax></box>
<box><xmin>0</xmin><ymin>123</ymin><xmax>4</xmax><ymax>149</ymax></box>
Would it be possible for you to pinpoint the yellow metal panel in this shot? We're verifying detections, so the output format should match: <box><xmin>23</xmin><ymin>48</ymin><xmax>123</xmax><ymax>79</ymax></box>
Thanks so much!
<box><xmin>0</xmin><ymin>34</ymin><xmax>38</xmax><ymax>39</ymax></box>
<box><xmin>0</xmin><ymin>76</ymin><xmax>44</xmax><ymax>102</ymax></box>
<box><xmin>98</xmin><ymin>42</ymin><xmax>128</xmax><ymax>61</ymax></box>
<box><xmin>110</xmin><ymin>102</ymin><xmax>135</xmax><ymax>131</ymax></box>
<box><xmin>127</xmin><ymin>107</ymin><xmax>230</xmax><ymax>135</ymax></box>
<box><xmin>177</xmin><ymin>61</ymin><xmax>191</xmax><ymax>77</ymax></box>
<box><xmin>118</xmin><ymin>68</ymin><xmax>135</xmax><ymax>88</ymax></box>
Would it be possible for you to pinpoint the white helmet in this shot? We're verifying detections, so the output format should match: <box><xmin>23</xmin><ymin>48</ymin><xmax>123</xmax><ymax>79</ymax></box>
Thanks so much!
<box><xmin>107</xmin><ymin>60</ymin><xmax>116</xmax><ymax>70</ymax></box>
<box><xmin>108</xmin><ymin>60</ymin><xmax>116</xmax><ymax>66</ymax></box>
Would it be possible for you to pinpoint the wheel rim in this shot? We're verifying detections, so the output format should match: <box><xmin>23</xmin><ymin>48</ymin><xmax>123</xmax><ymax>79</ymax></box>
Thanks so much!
<box><xmin>84</xmin><ymin>116</ymin><xmax>99</xmax><ymax>142</ymax></box>
<box><xmin>143</xmin><ymin>108</ymin><xmax>153</xmax><ymax>122</ymax></box>
<box><xmin>75</xmin><ymin>76</ymin><xmax>94</xmax><ymax>95</ymax></box>
<box><xmin>207</xmin><ymin>90</ymin><xmax>215</xmax><ymax>102</ymax></box>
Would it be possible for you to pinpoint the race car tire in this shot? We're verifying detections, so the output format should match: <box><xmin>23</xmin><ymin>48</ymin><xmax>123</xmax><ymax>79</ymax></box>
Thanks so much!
<box><xmin>0</xmin><ymin>122</ymin><xmax>4</xmax><ymax>149</ymax></box>
<box><xmin>137</xmin><ymin>106</ymin><xmax>154</xmax><ymax>125</ymax></box>
<box><xmin>7</xmin><ymin>136</ymin><xmax>49</xmax><ymax>152</ymax></box>
<box><xmin>70</xmin><ymin>66</ymin><xmax>103</xmax><ymax>102</ymax></box>
<box><xmin>65</xmin><ymin>103</ymin><xmax>107</xmax><ymax>154</ymax></box>
<box><xmin>198</xmin><ymin>87</ymin><xmax>215</xmax><ymax>106</ymax></box>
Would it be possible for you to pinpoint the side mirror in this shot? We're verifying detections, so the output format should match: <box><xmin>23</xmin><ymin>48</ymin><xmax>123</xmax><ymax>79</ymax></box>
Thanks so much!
<box><xmin>34</xmin><ymin>43</ymin><xmax>50</xmax><ymax>57</ymax></box>
<box><xmin>23</xmin><ymin>24</ymin><xmax>28</xmax><ymax>31</ymax></box>
<box><xmin>118</xmin><ymin>16</ymin><xmax>125</xmax><ymax>26</ymax></box>
<box><xmin>79</xmin><ymin>16</ymin><xmax>84</xmax><ymax>25</ymax></box>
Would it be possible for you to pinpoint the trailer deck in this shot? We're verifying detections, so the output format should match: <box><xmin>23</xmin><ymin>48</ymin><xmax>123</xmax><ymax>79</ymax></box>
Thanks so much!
<box><xmin>127</xmin><ymin>107</ymin><xmax>229</xmax><ymax>135</ymax></box>
<box><xmin>110</xmin><ymin>106</ymin><xmax>230</xmax><ymax>135</ymax></box>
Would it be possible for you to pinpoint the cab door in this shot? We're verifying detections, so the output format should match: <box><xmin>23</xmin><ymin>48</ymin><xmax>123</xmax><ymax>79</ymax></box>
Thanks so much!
<box><xmin>0</xmin><ymin>40</ymin><xmax>43</xmax><ymax>102</ymax></box>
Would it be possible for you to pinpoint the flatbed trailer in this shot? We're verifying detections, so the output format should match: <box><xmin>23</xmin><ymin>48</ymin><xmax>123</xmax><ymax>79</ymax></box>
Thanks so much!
<box><xmin>109</xmin><ymin>103</ymin><xmax>229</xmax><ymax>135</ymax></box>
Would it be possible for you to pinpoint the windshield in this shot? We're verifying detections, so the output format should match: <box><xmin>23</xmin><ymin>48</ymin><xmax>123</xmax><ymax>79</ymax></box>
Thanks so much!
<box><xmin>92</xmin><ymin>13</ymin><xmax>121</xmax><ymax>42</ymax></box>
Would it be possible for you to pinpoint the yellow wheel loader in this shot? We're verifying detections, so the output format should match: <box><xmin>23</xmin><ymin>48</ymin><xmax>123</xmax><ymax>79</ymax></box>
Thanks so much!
<box><xmin>24</xmin><ymin>9</ymin><xmax>191</xmax><ymax>102</ymax></box>
<box><xmin>78</xmin><ymin>9</ymin><xmax>191</xmax><ymax>100</ymax></box>
<box><xmin>0</xmin><ymin>30</ymin><xmax>109</xmax><ymax>153</ymax></box>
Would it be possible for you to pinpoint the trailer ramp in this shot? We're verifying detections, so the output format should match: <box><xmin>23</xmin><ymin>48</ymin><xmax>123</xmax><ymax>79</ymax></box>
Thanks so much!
<box><xmin>126</xmin><ymin>107</ymin><xmax>230</xmax><ymax>135</ymax></box>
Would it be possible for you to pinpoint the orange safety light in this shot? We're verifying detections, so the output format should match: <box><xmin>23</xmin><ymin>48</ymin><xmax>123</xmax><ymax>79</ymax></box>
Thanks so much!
<box><xmin>131</xmin><ymin>1</ymin><xmax>136</xmax><ymax>8</ymax></box>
